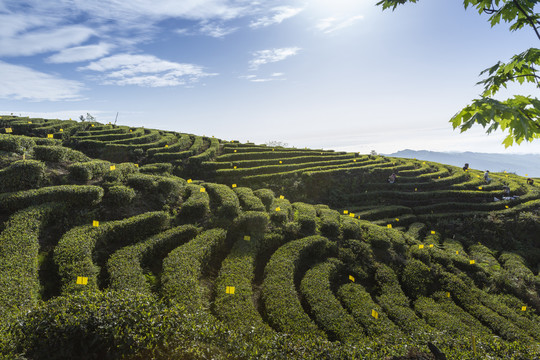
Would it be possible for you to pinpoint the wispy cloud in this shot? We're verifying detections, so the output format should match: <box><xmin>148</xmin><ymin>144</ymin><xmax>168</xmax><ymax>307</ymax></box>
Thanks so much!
<box><xmin>0</xmin><ymin>61</ymin><xmax>83</xmax><ymax>101</ymax></box>
<box><xmin>239</xmin><ymin>72</ymin><xmax>286</xmax><ymax>82</ymax></box>
<box><xmin>46</xmin><ymin>43</ymin><xmax>114</xmax><ymax>64</ymax></box>
<box><xmin>80</xmin><ymin>54</ymin><xmax>217</xmax><ymax>87</ymax></box>
<box><xmin>249</xmin><ymin>47</ymin><xmax>301</xmax><ymax>70</ymax></box>
<box><xmin>0</xmin><ymin>25</ymin><xmax>95</xmax><ymax>57</ymax></box>
<box><xmin>250</xmin><ymin>6</ymin><xmax>303</xmax><ymax>28</ymax></box>
<box><xmin>316</xmin><ymin>15</ymin><xmax>364</xmax><ymax>34</ymax></box>
<box><xmin>199</xmin><ymin>22</ymin><xmax>238</xmax><ymax>38</ymax></box>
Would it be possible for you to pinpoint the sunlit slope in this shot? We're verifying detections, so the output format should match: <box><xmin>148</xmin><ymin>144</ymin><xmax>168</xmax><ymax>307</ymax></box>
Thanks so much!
<box><xmin>1</xmin><ymin>115</ymin><xmax>539</xmax><ymax>359</ymax></box>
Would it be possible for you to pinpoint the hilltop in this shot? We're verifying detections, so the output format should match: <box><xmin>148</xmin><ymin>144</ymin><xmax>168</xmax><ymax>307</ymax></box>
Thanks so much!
<box><xmin>0</xmin><ymin>115</ymin><xmax>539</xmax><ymax>360</ymax></box>
<box><xmin>388</xmin><ymin>149</ymin><xmax>540</xmax><ymax>177</ymax></box>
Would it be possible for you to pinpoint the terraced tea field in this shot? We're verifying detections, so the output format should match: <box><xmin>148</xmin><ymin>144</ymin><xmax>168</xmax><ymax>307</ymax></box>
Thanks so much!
<box><xmin>1</xmin><ymin>115</ymin><xmax>539</xmax><ymax>359</ymax></box>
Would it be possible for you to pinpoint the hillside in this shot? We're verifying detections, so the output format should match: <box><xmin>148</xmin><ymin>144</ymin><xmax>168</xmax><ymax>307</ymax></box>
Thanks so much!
<box><xmin>388</xmin><ymin>149</ymin><xmax>540</xmax><ymax>177</ymax></box>
<box><xmin>1</xmin><ymin>115</ymin><xmax>539</xmax><ymax>360</ymax></box>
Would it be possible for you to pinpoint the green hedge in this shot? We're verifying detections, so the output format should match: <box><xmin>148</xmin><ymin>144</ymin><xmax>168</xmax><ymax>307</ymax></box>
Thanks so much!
<box><xmin>139</xmin><ymin>163</ymin><xmax>173</xmax><ymax>174</ymax></box>
<box><xmin>0</xmin><ymin>204</ymin><xmax>57</xmax><ymax>321</ymax></box>
<box><xmin>0</xmin><ymin>134</ymin><xmax>36</xmax><ymax>154</ymax></box>
<box><xmin>68</xmin><ymin>160</ymin><xmax>111</xmax><ymax>181</ymax></box>
<box><xmin>0</xmin><ymin>160</ymin><xmax>46</xmax><ymax>193</ymax></box>
<box><xmin>33</xmin><ymin>145</ymin><xmax>89</xmax><ymax>163</ymax></box>
<box><xmin>316</xmin><ymin>207</ymin><xmax>340</xmax><ymax>238</ymax></box>
<box><xmin>413</xmin><ymin>296</ymin><xmax>477</xmax><ymax>334</ymax></box>
<box><xmin>261</xmin><ymin>235</ymin><xmax>336</xmax><ymax>337</ymax></box>
<box><xmin>253</xmin><ymin>188</ymin><xmax>274</xmax><ymax>210</ymax></box>
<box><xmin>161</xmin><ymin>228</ymin><xmax>227</xmax><ymax>309</ymax></box>
<box><xmin>337</xmin><ymin>282</ymin><xmax>402</xmax><ymax>340</ymax></box>
<box><xmin>107</xmin><ymin>225</ymin><xmax>199</xmax><ymax>293</ymax></box>
<box><xmin>190</xmin><ymin>137</ymin><xmax>220</xmax><ymax>165</ymax></box>
<box><xmin>213</xmin><ymin>237</ymin><xmax>274</xmax><ymax>334</ymax></box>
<box><xmin>439</xmin><ymin>271</ymin><xmax>530</xmax><ymax>341</ymax></box>
<box><xmin>234</xmin><ymin>187</ymin><xmax>266</xmax><ymax>211</ymax></box>
<box><xmin>217</xmin><ymin>149</ymin><xmax>340</xmax><ymax>161</ymax></box>
<box><xmin>292</xmin><ymin>202</ymin><xmax>317</xmax><ymax>235</ymax></box>
<box><xmin>146</xmin><ymin>134</ymin><xmax>192</xmax><ymax>156</ymax></box>
<box><xmin>105</xmin><ymin>185</ymin><xmax>136</xmax><ymax>206</ymax></box>
<box><xmin>179</xmin><ymin>184</ymin><xmax>211</xmax><ymax>221</ymax></box>
<box><xmin>374</xmin><ymin>264</ymin><xmax>432</xmax><ymax>335</ymax></box>
<box><xmin>202</xmin><ymin>182</ymin><xmax>240</xmax><ymax>220</ymax></box>
<box><xmin>109</xmin><ymin>129</ymin><xmax>160</xmax><ymax>145</ymax></box>
<box><xmin>54</xmin><ymin>211</ymin><xmax>169</xmax><ymax>294</ymax></box>
<box><xmin>300</xmin><ymin>258</ymin><xmax>364</xmax><ymax>342</ymax></box>
<box><xmin>0</xmin><ymin>185</ymin><xmax>104</xmax><ymax>212</ymax></box>
<box><xmin>269</xmin><ymin>197</ymin><xmax>293</xmax><ymax>224</ymax></box>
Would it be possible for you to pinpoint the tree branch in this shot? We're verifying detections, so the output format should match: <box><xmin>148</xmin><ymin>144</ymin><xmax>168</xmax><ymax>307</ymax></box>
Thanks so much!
<box><xmin>512</xmin><ymin>0</ymin><xmax>540</xmax><ymax>41</ymax></box>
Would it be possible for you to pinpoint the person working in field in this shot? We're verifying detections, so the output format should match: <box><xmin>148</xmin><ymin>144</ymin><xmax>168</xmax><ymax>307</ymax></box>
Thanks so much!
<box><xmin>387</xmin><ymin>173</ymin><xmax>397</xmax><ymax>184</ymax></box>
<box><xmin>463</xmin><ymin>163</ymin><xmax>469</xmax><ymax>171</ymax></box>
<box><xmin>527</xmin><ymin>178</ymin><xmax>534</xmax><ymax>185</ymax></box>
<box><xmin>484</xmin><ymin>170</ymin><xmax>492</xmax><ymax>184</ymax></box>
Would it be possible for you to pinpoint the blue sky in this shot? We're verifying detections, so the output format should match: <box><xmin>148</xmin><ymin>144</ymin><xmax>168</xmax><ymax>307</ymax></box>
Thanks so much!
<box><xmin>0</xmin><ymin>0</ymin><xmax>539</xmax><ymax>154</ymax></box>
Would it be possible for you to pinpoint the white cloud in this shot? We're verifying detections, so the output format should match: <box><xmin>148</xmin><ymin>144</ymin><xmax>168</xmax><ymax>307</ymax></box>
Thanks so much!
<box><xmin>250</xmin><ymin>6</ymin><xmax>303</xmax><ymax>28</ymax></box>
<box><xmin>0</xmin><ymin>61</ymin><xmax>83</xmax><ymax>101</ymax></box>
<box><xmin>0</xmin><ymin>25</ymin><xmax>95</xmax><ymax>57</ymax></box>
<box><xmin>80</xmin><ymin>54</ymin><xmax>217</xmax><ymax>87</ymax></box>
<box><xmin>315</xmin><ymin>15</ymin><xmax>363</xmax><ymax>34</ymax></box>
<box><xmin>199</xmin><ymin>22</ymin><xmax>238</xmax><ymax>38</ymax></box>
<box><xmin>46</xmin><ymin>43</ymin><xmax>114</xmax><ymax>64</ymax></box>
<box><xmin>249</xmin><ymin>47</ymin><xmax>301</xmax><ymax>70</ymax></box>
<box><xmin>239</xmin><ymin>73</ymin><xmax>286</xmax><ymax>82</ymax></box>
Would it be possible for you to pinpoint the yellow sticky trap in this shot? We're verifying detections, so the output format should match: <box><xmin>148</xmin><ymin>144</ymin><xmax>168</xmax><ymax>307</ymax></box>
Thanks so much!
<box><xmin>110</xmin><ymin>165</ymin><xmax>116</xmax><ymax>171</ymax></box>
<box><xmin>456</xmin><ymin>250</ymin><xmax>459</xmax><ymax>255</ymax></box>
<box><xmin>5</xmin><ymin>128</ymin><xmax>12</xmax><ymax>133</ymax></box>
<box><xmin>275</xmin><ymin>207</ymin><xmax>281</xmax><ymax>212</ymax></box>
<box><xmin>478</xmin><ymin>186</ymin><xmax>483</xmax><ymax>190</ymax></box>
<box><xmin>522</xmin><ymin>306</ymin><xmax>527</xmax><ymax>311</ymax></box>
<box><xmin>431</xmin><ymin>230</ymin><xmax>436</xmax><ymax>235</ymax></box>
<box><xmin>371</xmin><ymin>309</ymin><xmax>379</xmax><ymax>319</ymax></box>
<box><xmin>279</xmin><ymin>161</ymin><xmax>282</xmax><ymax>164</ymax></box>
<box><xmin>76</xmin><ymin>276</ymin><xmax>88</xmax><ymax>285</ymax></box>
<box><xmin>165</xmin><ymin>144</ymin><xmax>168</xmax><ymax>148</ymax></box>
<box><xmin>526</xmin><ymin>174</ymin><xmax>528</xmax><ymax>176</ymax></box>
<box><xmin>130</xmin><ymin>129</ymin><xmax>133</xmax><ymax>132</ymax></box>
<box><xmin>505</xmin><ymin>205</ymin><xmax>509</xmax><ymax>209</ymax></box>
<box><xmin>423</xmin><ymin>162</ymin><xmax>426</xmax><ymax>164</ymax></box>
<box><xmin>91</xmin><ymin>124</ymin><xmax>95</xmax><ymax>127</ymax></box>
<box><xmin>232</xmin><ymin>184</ymin><xmax>237</xmax><ymax>188</ymax></box>
<box><xmin>234</xmin><ymin>149</ymin><xmax>237</xmax><ymax>153</ymax></box>
<box><xmin>233</xmin><ymin>166</ymin><xmax>237</xmax><ymax>169</ymax></box>
<box><xmin>272</xmin><ymin>148</ymin><xmax>275</xmax><ymax>151</ymax></box>
<box><xmin>465</xmin><ymin>169</ymin><xmax>468</xmax><ymax>172</ymax></box>
<box><xmin>226</xmin><ymin>286</ymin><xmax>235</xmax><ymax>294</ymax></box>
<box><xmin>279</xmin><ymin>195</ymin><xmax>285</xmax><ymax>199</ymax></box>
<box><xmin>505</xmin><ymin>175</ymin><xmax>508</xmax><ymax>177</ymax></box>
<box><xmin>414</xmin><ymin>188</ymin><xmax>417</xmax><ymax>192</ymax></box>
<box><xmin>387</xmin><ymin>224</ymin><xmax>392</xmax><ymax>229</ymax></box>
<box><xmin>419</xmin><ymin>244</ymin><xmax>424</xmax><ymax>249</ymax></box>
<box><xmin>470</xmin><ymin>260</ymin><xmax>475</xmax><ymax>265</ymax></box>
<box><xmin>200</xmin><ymin>187</ymin><xmax>206</xmax><ymax>193</ymax></box>
<box><xmin>59</xmin><ymin>128</ymin><xmax>63</xmax><ymax>132</ymax></box>
<box><xmin>28</xmin><ymin>121</ymin><xmax>32</xmax><ymax>124</ymax></box>
<box><xmin>349</xmin><ymin>213</ymin><xmax>354</xmax><ymax>217</ymax></box>
<box><xmin>476</xmin><ymin>175</ymin><xmax>480</xmax><ymax>178</ymax></box>
<box><xmin>353</xmin><ymin>159</ymin><xmax>356</xmax><ymax>162</ymax></box>
<box><xmin>349</xmin><ymin>275</ymin><xmax>355</xmax><ymax>282</ymax></box>
<box><xmin>93</xmin><ymin>220</ymin><xmax>99</xmax><ymax>227</ymax></box>
<box><xmin>429</xmin><ymin>244</ymin><xmax>434</xmax><ymax>248</ymax></box>
<box><xmin>244</xmin><ymin>235</ymin><xmax>251</xmax><ymax>241</ymax></box>
<box><xmin>446</xmin><ymin>292</ymin><xmax>451</xmax><ymax>298</ymax></box>
<box><xmin>504</xmin><ymin>171</ymin><xmax>507</xmax><ymax>173</ymax></box>
<box><xmin>343</xmin><ymin>210</ymin><xmax>349</xmax><ymax>214</ymax></box>
<box><xmin>187</xmin><ymin>179</ymin><xmax>192</xmax><ymax>183</ymax></box>
<box><xmin>47</xmin><ymin>134</ymin><xmax>54</xmax><ymax>138</ymax></box>
<box><xmin>438</xmin><ymin>176</ymin><xmax>441</xmax><ymax>179</ymax></box>
<box><xmin>134</xmin><ymin>164</ymin><xmax>139</xmax><ymax>168</ymax></box>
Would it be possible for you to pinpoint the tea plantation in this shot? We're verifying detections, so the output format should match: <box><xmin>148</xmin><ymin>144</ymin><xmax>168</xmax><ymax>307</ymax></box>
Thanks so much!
<box><xmin>1</xmin><ymin>115</ymin><xmax>539</xmax><ymax>359</ymax></box>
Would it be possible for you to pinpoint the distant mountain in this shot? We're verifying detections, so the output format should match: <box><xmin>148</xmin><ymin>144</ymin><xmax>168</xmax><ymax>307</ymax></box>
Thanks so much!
<box><xmin>386</xmin><ymin>149</ymin><xmax>540</xmax><ymax>177</ymax></box>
